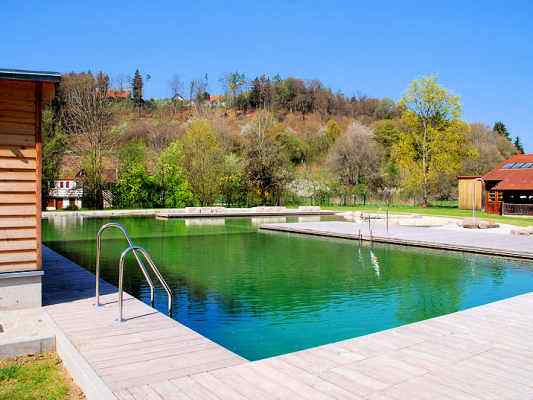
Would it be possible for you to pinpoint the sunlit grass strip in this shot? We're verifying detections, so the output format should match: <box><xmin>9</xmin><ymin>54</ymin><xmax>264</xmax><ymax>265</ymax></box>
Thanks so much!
<box><xmin>0</xmin><ymin>353</ymin><xmax>83</xmax><ymax>400</ymax></box>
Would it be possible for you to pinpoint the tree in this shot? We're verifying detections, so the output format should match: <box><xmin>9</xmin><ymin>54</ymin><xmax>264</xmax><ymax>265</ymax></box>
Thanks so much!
<box><xmin>372</xmin><ymin>119</ymin><xmax>402</xmax><ymax>160</ymax></box>
<box><xmin>182</xmin><ymin>120</ymin><xmax>223</xmax><ymax>205</ymax></box>
<box><xmin>132</xmin><ymin>69</ymin><xmax>143</xmax><ymax>106</ymax></box>
<box><xmin>219</xmin><ymin>154</ymin><xmax>247</xmax><ymax>207</ymax></box>
<box><xmin>189</xmin><ymin>74</ymin><xmax>209</xmax><ymax>114</ymax></box>
<box><xmin>242</xmin><ymin>112</ymin><xmax>292</xmax><ymax>205</ymax></box>
<box><xmin>324</xmin><ymin>119</ymin><xmax>342</xmax><ymax>143</ymax></box>
<box><xmin>41</xmin><ymin>107</ymin><xmax>66</xmax><ymax>209</ymax></box>
<box><xmin>95</xmin><ymin>72</ymin><xmax>110</xmax><ymax>94</ymax></box>
<box><xmin>169</xmin><ymin>74</ymin><xmax>184</xmax><ymax>100</ymax></box>
<box><xmin>382</xmin><ymin>161</ymin><xmax>400</xmax><ymax>204</ymax></box>
<box><xmin>514</xmin><ymin>136</ymin><xmax>525</xmax><ymax>154</ymax></box>
<box><xmin>493</xmin><ymin>121</ymin><xmax>510</xmax><ymax>139</ymax></box>
<box><xmin>270</xmin><ymin>124</ymin><xmax>307</xmax><ymax>165</ymax></box>
<box><xmin>60</xmin><ymin>72</ymin><xmax>115</xmax><ymax>209</ymax></box>
<box><xmin>156</xmin><ymin>142</ymin><xmax>194</xmax><ymax>207</ymax></box>
<box><xmin>249</xmin><ymin>74</ymin><xmax>273</xmax><ymax>109</ymax></box>
<box><xmin>327</xmin><ymin>122</ymin><xmax>381</xmax><ymax>205</ymax></box>
<box><xmin>222</xmin><ymin>72</ymin><xmax>247</xmax><ymax>107</ymax></box>
<box><xmin>112</xmin><ymin>142</ymin><xmax>159</xmax><ymax>208</ymax></box>
<box><xmin>461</xmin><ymin>123</ymin><xmax>520</xmax><ymax>176</ymax></box>
<box><xmin>397</xmin><ymin>76</ymin><xmax>466</xmax><ymax>206</ymax></box>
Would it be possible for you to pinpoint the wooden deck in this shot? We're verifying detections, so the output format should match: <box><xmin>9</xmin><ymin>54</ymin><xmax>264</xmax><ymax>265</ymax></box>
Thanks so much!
<box><xmin>42</xmin><ymin>247</ymin><xmax>246</xmax><ymax>395</ymax></box>
<box><xmin>43</xmin><ymin>245</ymin><xmax>533</xmax><ymax>399</ymax></box>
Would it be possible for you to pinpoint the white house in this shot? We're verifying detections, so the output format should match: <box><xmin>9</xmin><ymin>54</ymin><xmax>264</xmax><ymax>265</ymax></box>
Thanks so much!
<box><xmin>47</xmin><ymin>178</ymin><xmax>83</xmax><ymax>210</ymax></box>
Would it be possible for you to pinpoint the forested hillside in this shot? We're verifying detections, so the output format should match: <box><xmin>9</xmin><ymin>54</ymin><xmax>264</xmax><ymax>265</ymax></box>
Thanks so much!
<box><xmin>42</xmin><ymin>71</ymin><xmax>521</xmax><ymax>209</ymax></box>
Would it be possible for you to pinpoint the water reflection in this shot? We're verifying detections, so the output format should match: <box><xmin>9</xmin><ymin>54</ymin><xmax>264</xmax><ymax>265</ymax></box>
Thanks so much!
<box><xmin>42</xmin><ymin>216</ymin><xmax>533</xmax><ymax>360</ymax></box>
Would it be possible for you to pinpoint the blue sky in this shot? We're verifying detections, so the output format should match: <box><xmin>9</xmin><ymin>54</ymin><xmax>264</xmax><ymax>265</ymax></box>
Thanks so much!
<box><xmin>3</xmin><ymin>0</ymin><xmax>532</xmax><ymax>149</ymax></box>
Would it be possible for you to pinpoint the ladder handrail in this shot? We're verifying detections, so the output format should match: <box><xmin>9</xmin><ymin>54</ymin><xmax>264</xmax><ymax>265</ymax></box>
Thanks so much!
<box><xmin>95</xmin><ymin>222</ymin><xmax>155</xmax><ymax>307</ymax></box>
<box><xmin>118</xmin><ymin>246</ymin><xmax>173</xmax><ymax>322</ymax></box>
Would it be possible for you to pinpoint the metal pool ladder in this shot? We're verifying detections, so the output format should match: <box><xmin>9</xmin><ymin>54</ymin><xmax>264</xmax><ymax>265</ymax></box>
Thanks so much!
<box><xmin>95</xmin><ymin>222</ymin><xmax>172</xmax><ymax>322</ymax></box>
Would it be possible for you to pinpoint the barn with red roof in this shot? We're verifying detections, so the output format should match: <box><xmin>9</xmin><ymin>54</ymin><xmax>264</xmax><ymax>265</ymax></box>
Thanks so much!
<box><xmin>459</xmin><ymin>154</ymin><xmax>533</xmax><ymax>215</ymax></box>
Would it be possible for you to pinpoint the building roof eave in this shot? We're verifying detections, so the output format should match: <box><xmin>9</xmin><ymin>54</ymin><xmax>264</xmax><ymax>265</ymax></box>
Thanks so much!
<box><xmin>0</xmin><ymin>68</ymin><xmax>61</xmax><ymax>83</ymax></box>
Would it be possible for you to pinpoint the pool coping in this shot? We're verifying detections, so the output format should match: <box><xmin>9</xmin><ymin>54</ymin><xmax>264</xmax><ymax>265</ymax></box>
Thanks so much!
<box><xmin>43</xmin><ymin>208</ymin><xmax>336</xmax><ymax>220</ymax></box>
<box><xmin>41</xmin><ymin>242</ymin><xmax>533</xmax><ymax>399</ymax></box>
<box><xmin>260</xmin><ymin>220</ymin><xmax>533</xmax><ymax>260</ymax></box>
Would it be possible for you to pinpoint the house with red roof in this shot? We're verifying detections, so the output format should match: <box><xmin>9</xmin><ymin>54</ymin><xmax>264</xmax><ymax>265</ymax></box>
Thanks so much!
<box><xmin>459</xmin><ymin>154</ymin><xmax>533</xmax><ymax>215</ymax></box>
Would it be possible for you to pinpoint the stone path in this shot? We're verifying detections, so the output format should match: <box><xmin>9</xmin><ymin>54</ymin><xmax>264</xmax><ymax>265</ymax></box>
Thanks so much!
<box><xmin>261</xmin><ymin>220</ymin><xmax>533</xmax><ymax>259</ymax></box>
<box><xmin>43</xmin><ymin>244</ymin><xmax>533</xmax><ymax>399</ymax></box>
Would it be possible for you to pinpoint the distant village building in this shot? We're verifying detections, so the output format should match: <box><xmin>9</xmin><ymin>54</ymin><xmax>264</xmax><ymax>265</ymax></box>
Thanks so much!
<box><xmin>47</xmin><ymin>167</ymin><xmax>116</xmax><ymax>210</ymax></box>
<box><xmin>107</xmin><ymin>89</ymin><xmax>130</xmax><ymax>99</ymax></box>
<box><xmin>47</xmin><ymin>177</ymin><xmax>83</xmax><ymax>210</ymax></box>
<box><xmin>458</xmin><ymin>154</ymin><xmax>533</xmax><ymax>215</ymax></box>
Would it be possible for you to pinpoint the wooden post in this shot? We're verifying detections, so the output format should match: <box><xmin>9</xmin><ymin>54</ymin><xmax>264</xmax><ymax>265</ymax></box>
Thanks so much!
<box><xmin>34</xmin><ymin>82</ymin><xmax>43</xmax><ymax>269</ymax></box>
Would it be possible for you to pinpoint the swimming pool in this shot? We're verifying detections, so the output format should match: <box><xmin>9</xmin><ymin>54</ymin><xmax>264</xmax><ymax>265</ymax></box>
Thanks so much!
<box><xmin>43</xmin><ymin>216</ymin><xmax>533</xmax><ymax>360</ymax></box>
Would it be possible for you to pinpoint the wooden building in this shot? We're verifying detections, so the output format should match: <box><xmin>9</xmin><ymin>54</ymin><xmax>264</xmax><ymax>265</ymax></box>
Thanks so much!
<box><xmin>0</xmin><ymin>68</ymin><xmax>60</xmax><ymax>310</ymax></box>
<box><xmin>459</xmin><ymin>154</ymin><xmax>533</xmax><ymax>216</ymax></box>
<box><xmin>457</xmin><ymin>176</ymin><xmax>483</xmax><ymax>211</ymax></box>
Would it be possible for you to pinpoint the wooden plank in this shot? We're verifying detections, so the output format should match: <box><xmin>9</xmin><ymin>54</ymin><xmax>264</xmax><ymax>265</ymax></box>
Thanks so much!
<box><xmin>0</xmin><ymin>171</ymin><xmax>36</xmax><ymax>181</ymax></box>
<box><xmin>0</xmin><ymin>193</ymin><xmax>36</xmax><ymax>203</ymax></box>
<box><xmin>0</xmin><ymin>80</ymin><xmax>35</xmax><ymax>91</ymax></box>
<box><xmin>42</xmin><ymin>82</ymin><xmax>56</xmax><ymax>104</ymax></box>
<box><xmin>0</xmin><ymin>81</ymin><xmax>35</xmax><ymax>100</ymax></box>
<box><xmin>0</xmin><ymin>216</ymin><xmax>36</xmax><ymax>228</ymax></box>
<box><xmin>0</xmin><ymin>261</ymin><xmax>37</xmax><ymax>273</ymax></box>
<box><xmin>0</xmin><ymin>110</ymin><xmax>35</xmax><ymax>124</ymax></box>
<box><xmin>0</xmin><ymin>228</ymin><xmax>36</xmax><ymax>240</ymax></box>
<box><xmin>0</xmin><ymin>181</ymin><xmax>35</xmax><ymax>192</ymax></box>
<box><xmin>35</xmin><ymin>81</ymin><xmax>43</xmax><ymax>268</ymax></box>
<box><xmin>0</xmin><ymin>134</ymin><xmax>35</xmax><ymax>147</ymax></box>
<box><xmin>0</xmin><ymin>100</ymin><xmax>35</xmax><ymax>113</ymax></box>
<box><xmin>0</xmin><ymin>158</ymin><xmax>36</xmax><ymax>170</ymax></box>
<box><xmin>0</xmin><ymin>121</ymin><xmax>35</xmax><ymax>135</ymax></box>
<box><xmin>0</xmin><ymin>147</ymin><xmax>36</xmax><ymax>158</ymax></box>
<box><xmin>0</xmin><ymin>250</ymin><xmax>36</xmax><ymax>264</ymax></box>
<box><xmin>0</xmin><ymin>204</ymin><xmax>35</xmax><ymax>216</ymax></box>
<box><xmin>0</xmin><ymin>239</ymin><xmax>36</xmax><ymax>252</ymax></box>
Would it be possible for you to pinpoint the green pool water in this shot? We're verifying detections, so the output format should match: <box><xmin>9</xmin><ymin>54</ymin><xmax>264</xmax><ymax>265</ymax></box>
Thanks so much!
<box><xmin>43</xmin><ymin>215</ymin><xmax>533</xmax><ymax>360</ymax></box>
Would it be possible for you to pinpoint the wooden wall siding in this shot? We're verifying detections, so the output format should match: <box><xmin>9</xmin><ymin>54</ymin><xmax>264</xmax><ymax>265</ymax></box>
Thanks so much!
<box><xmin>458</xmin><ymin>179</ymin><xmax>483</xmax><ymax>210</ymax></box>
<box><xmin>0</xmin><ymin>80</ymin><xmax>42</xmax><ymax>273</ymax></box>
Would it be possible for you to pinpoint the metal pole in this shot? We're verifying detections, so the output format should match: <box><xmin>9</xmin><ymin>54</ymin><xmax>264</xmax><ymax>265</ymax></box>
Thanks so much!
<box><xmin>95</xmin><ymin>234</ymin><xmax>101</xmax><ymax>307</ymax></box>
<box><xmin>118</xmin><ymin>250</ymin><xmax>125</xmax><ymax>322</ymax></box>
<box><xmin>95</xmin><ymin>223</ymin><xmax>155</xmax><ymax>307</ymax></box>
<box><xmin>138</xmin><ymin>247</ymin><xmax>173</xmax><ymax>315</ymax></box>
<box><xmin>472</xmin><ymin>180</ymin><xmax>476</xmax><ymax>220</ymax></box>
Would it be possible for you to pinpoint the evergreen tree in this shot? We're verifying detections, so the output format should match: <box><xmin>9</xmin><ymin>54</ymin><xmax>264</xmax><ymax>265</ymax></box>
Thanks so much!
<box><xmin>493</xmin><ymin>121</ymin><xmax>510</xmax><ymax>138</ymax></box>
<box><xmin>514</xmin><ymin>136</ymin><xmax>525</xmax><ymax>154</ymax></box>
<box><xmin>132</xmin><ymin>69</ymin><xmax>143</xmax><ymax>106</ymax></box>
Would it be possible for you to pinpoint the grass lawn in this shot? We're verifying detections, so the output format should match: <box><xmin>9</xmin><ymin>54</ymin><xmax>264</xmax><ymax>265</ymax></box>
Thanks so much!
<box><xmin>0</xmin><ymin>353</ymin><xmax>84</xmax><ymax>400</ymax></box>
<box><xmin>330</xmin><ymin>203</ymin><xmax>533</xmax><ymax>227</ymax></box>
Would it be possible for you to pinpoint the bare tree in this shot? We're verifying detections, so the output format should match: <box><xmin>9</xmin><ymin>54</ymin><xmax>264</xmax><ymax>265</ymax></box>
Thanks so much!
<box><xmin>328</xmin><ymin>122</ymin><xmax>381</xmax><ymax>205</ymax></box>
<box><xmin>113</xmin><ymin>73</ymin><xmax>128</xmax><ymax>92</ymax></box>
<box><xmin>169</xmin><ymin>74</ymin><xmax>184</xmax><ymax>100</ymax></box>
<box><xmin>189</xmin><ymin>74</ymin><xmax>209</xmax><ymax>115</ymax></box>
<box><xmin>61</xmin><ymin>74</ymin><xmax>115</xmax><ymax>208</ymax></box>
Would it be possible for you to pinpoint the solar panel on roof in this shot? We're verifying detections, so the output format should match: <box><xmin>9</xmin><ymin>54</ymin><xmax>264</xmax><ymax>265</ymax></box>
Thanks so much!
<box><xmin>503</xmin><ymin>163</ymin><xmax>515</xmax><ymax>168</ymax></box>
